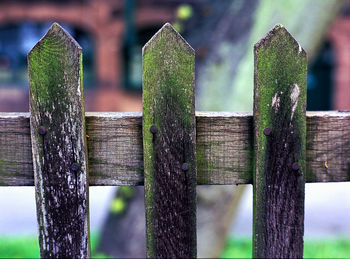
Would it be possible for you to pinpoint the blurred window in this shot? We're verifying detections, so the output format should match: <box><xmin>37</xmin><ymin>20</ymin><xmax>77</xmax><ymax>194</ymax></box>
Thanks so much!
<box><xmin>307</xmin><ymin>41</ymin><xmax>334</xmax><ymax>110</ymax></box>
<box><xmin>0</xmin><ymin>21</ymin><xmax>95</xmax><ymax>89</ymax></box>
<box><xmin>123</xmin><ymin>26</ymin><xmax>159</xmax><ymax>91</ymax></box>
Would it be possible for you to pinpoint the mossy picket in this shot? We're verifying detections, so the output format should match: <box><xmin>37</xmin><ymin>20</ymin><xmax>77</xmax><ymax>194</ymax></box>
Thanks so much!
<box><xmin>0</xmin><ymin>22</ymin><xmax>348</xmax><ymax>258</ymax></box>
<box><xmin>253</xmin><ymin>25</ymin><xmax>307</xmax><ymax>258</ymax></box>
<box><xmin>142</xmin><ymin>23</ymin><xmax>197</xmax><ymax>258</ymax></box>
<box><xmin>28</xmin><ymin>23</ymin><xmax>90</xmax><ymax>258</ymax></box>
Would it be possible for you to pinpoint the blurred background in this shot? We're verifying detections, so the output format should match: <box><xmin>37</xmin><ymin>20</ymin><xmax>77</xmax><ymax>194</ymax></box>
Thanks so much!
<box><xmin>0</xmin><ymin>0</ymin><xmax>350</xmax><ymax>258</ymax></box>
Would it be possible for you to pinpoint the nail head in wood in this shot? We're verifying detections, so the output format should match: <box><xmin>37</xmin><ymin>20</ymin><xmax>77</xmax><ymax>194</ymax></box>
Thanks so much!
<box><xmin>150</xmin><ymin>125</ymin><xmax>157</xmax><ymax>134</ymax></box>
<box><xmin>182</xmin><ymin>163</ymin><xmax>189</xmax><ymax>172</ymax></box>
<box><xmin>71</xmin><ymin>162</ymin><xmax>79</xmax><ymax>172</ymax></box>
<box><xmin>263</xmin><ymin>127</ymin><xmax>272</xmax><ymax>136</ymax></box>
<box><xmin>38</xmin><ymin>126</ymin><xmax>47</xmax><ymax>136</ymax></box>
<box><xmin>292</xmin><ymin>162</ymin><xmax>299</xmax><ymax>171</ymax></box>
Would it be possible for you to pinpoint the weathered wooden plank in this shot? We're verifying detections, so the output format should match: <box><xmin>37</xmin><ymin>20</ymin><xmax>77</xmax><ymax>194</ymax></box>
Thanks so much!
<box><xmin>142</xmin><ymin>23</ymin><xmax>197</xmax><ymax>258</ymax></box>
<box><xmin>196</xmin><ymin>112</ymin><xmax>253</xmax><ymax>185</ymax></box>
<box><xmin>0</xmin><ymin>111</ymin><xmax>349</xmax><ymax>186</ymax></box>
<box><xmin>0</xmin><ymin>113</ymin><xmax>33</xmax><ymax>186</ymax></box>
<box><xmin>86</xmin><ymin>112</ymin><xmax>144</xmax><ymax>186</ymax></box>
<box><xmin>253</xmin><ymin>25</ymin><xmax>307</xmax><ymax>258</ymax></box>
<box><xmin>28</xmin><ymin>23</ymin><xmax>90</xmax><ymax>258</ymax></box>
<box><xmin>306</xmin><ymin>111</ymin><xmax>350</xmax><ymax>182</ymax></box>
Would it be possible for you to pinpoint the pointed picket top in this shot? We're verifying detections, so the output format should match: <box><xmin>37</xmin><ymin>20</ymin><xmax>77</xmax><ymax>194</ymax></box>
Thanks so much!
<box><xmin>254</xmin><ymin>24</ymin><xmax>306</xmax><ymax>57</ymax></box>
<box><xmin>28</xmin><ymin>22</ymin><xmax>81</xmax><ymax>58</ymax></box>
<box><xmin>253</xmin><ymin>24</ymin><xmax>307</xmax><ymax>258</ymax></box>
<box><xmin>253</xmin><ymin>24</ymin><xmax>307</xmax><ymax>124</ymax></box>
<box><xmin>142</xmin><ymin>22</ymin><xmax>196</xmax><ymax>258</ymax></box>
<box><xmin>142</xmin><ymin>22</ymin><xmax>194</xmax><ymax>55</ymax></box>
<box><xmin>28</xmin><ymin>22</ymin><xmax>89</xmax><ymax>258</ymax></box>
<box><xmin>28</xmin><ymin>22</ymin><xmax>84</xmax><ymax>112</ymax></box>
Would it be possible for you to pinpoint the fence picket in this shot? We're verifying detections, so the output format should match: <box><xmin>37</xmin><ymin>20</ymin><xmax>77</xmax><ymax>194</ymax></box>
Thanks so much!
<box><xmin>142</xmin><ymin>23</ymin><xmax>197</xmax><ymax>258</ymax></box>
<box><xmin>28</xmin><ymin>23</ymin><xmax>90</xmax><ymax>258</ymax></box>
<box><xmin>253</xmin><ymin>24</ymin><xmax>307</xmax><ymax>258</ymax></box>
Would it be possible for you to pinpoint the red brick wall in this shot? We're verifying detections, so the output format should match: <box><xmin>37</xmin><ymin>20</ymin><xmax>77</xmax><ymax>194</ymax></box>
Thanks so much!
<box><xmin>0</xmin><ymin>0</ymin><xmax>174</xmax><ymax>112</ymax></box>
<box><xmin>329</xmin><ymin>17</ymin><xmax>350</xmax><ymax>110</ymax></box>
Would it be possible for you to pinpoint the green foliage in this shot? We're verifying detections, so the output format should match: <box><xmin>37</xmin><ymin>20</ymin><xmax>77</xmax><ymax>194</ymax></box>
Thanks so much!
<box><xmin>118</xmin><ymin>186</ymin><xmax>135</xmax><ymax>199</ymax></box>
<box><xmin>177</xmin><ymin>4</ymin><xmax>193</xmax><ymax>20</ymax></box>
<box><xmin>173</xmin><ymin>4</ymin><xmax>193</xmax><ymax>33</ymax></box>
<box><xmin>109</xmin><ymin>197</ymin><xmax>126</xmax><ymax>214</ymax></box>
<box><xmin>221</xmin><ymin>237</ymin><xmax>350</xmax><ymax>258</ymax></box>
<box><xmin>172</xmin><ymin>22</ymin><xmax>182</xmax><ymax>33</ymax></box>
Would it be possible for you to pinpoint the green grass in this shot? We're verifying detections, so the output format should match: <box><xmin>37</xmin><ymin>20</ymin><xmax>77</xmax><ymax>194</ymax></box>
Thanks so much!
<box><xmin>0</xmin><ymin>236</ymin><xmax>39</xmax><ymax>258</ymax></box>
<box><xmin>0</xmin><ymin>233</ymin><xmax>109</xmax><ymax>258</ymax></box>
<box><xmin>221</xmin><ymin>236</ymin><xmax>350</xmax><ymax>258</ymax></box>
<box><xmin>1</xmin><ymin>235</ymin><xmax>350</xmax><ymax>258</ymax></box>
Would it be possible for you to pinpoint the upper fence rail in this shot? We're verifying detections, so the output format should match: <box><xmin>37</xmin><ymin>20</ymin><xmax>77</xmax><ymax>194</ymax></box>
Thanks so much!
<box><xmin>0</xmin><ymin>111</ymin><xmax>349</xmax><ymax>186</ymax></box>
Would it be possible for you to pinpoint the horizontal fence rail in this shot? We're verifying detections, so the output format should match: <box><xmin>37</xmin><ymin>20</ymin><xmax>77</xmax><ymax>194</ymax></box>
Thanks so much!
<box><xmin>0</xmin><ymin>111</ymin><xmax>349</xmax><ymax>186</ymax></box>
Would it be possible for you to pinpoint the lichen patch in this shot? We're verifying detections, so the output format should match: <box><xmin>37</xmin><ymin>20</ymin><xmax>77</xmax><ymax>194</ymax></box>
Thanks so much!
<box><xmin>298</xmin><ymin>43</ymin><xmax>302</xmax><ymax>54</ymax></box>
<box><xmin>290</xmin><ymin>83</ymin><xmax>300</xmax><ymax>120</ymax></box>
<box><xmin>271</xmin><ymin>93</ymin><xmax>280</xmax><ymax>113</ymax></box>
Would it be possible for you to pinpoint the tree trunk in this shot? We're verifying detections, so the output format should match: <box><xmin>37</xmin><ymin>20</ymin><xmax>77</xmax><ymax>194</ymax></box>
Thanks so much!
<box><xmin>96</xmin><ymin>187</ymin><xmax>146</xmax><ymax>258</ymax></box>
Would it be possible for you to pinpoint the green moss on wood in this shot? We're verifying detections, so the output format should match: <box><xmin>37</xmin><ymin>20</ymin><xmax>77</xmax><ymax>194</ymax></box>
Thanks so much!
<box><xmin>254</xmin><ymin>24</ymin><xmax>307</xmax><ymax>187</ymax></box>
<box><xmin>28</xmin><ymin>23</ymin><xmax>82</xmax><ymax>121</ymax></box>
<box><xmin>253</xmin><ymin>24</ymin><xmax>307</xmax><ymax>258</ymax></box>
<box><xmin>28</xmin><ymin>23</ymin><xmax>90</xmax><ymax>258</ymax></box>
<box><xmin>142</xmin><ymin>23</ymin><xmax>196</xmax><ymax>258</ymax></box>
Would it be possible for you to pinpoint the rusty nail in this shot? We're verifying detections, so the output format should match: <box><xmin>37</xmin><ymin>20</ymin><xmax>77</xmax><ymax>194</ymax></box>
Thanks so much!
<box><xmin>263</xmin><ymin>128</ymin><xmax>271</xmax><ymax>136</ymax></box>
<box><xmin>71</xmin><ymin>163</ymin><xmax>79</xmax><ymax>172</ymax></box>
<box><xmin>150</xmin><ymin>125</ymin><xmax>157</xmax><ymax>134</ymax></box>
<box><xmin>38</xmin><ymin>126</ymin><xmax>47</xmax><ymax>136</ymax></box>
<box><xmin>292</xmin><ymin>162</ymin><xmax>299</xmax><ymax>171</ymax></box>
<box><xmin>182</xmin><ymin>163</ymin><xmax>189</xmax><ymax>172</ymax></box>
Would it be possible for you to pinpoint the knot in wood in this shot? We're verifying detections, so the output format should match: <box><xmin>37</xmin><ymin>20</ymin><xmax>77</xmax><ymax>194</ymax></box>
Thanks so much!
<box><xmin>292</xmin><ymin>162</ymin><xmax>299</xmax><ymax>171</ymax></box>
<box><xmin>263</xmin><ymin>127</ymin><xmax>272</xmax><ymax>136</ymax></box>
<box><xmin>150</xmin><ymin>125</ymin><xmax>157</xmax><ymax>134</ymax></box>
<box><xmin>71</xmin><ymin>162</ymin><xmax>79</xmax><ymax>172</ymax></box>
<box><xmin>38</xmin><ymin>126</ymin><xmax>47</xmax><ymax>136</ymax></box>
<box><xmin>181</xmin><ymin>163</ymin><xmax>189</xmax><ymax>172</ymax></box>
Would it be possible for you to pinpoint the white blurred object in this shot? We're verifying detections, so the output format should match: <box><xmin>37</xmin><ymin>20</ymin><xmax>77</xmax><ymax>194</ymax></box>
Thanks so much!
<box><xmin>231</xmin><ymin>182</ymin><xmax>350</xmax><ymax>237</ymax></box>
<box><xmin>0</xmin><ymin>183</ymin><xmax>350</xmax><ymax>237</ymax></box>
<box><xmin>0</xmin><ymin>186</ymin><xmax>116</xmax><ymax>235</ymax></box>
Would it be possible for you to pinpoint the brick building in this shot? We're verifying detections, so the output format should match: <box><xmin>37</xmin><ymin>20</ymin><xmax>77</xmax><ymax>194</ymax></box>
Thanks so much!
<box><xmin>0</xmin><ymin>0</ymin><xmax>178</xmax><ymax>112</ymax></box>
<box><xmin>0</xmin><ymin>0</ymin><xmax>349</xmax><ymax>112</ymax></box>
<box><xmin>329</xmin><ymin>5</ymin><xmax>350</xmax><ymax>110</ymax></box>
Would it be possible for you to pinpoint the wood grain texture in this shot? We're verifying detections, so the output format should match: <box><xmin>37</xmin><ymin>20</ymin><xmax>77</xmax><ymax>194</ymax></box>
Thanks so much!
<box><xmin>28</xmin><ymin>23</ymin><xmax>90</xmax><ymax>258</ymax></box>
<box><xmin>306</xmin><ymin>111</ymin><xmax>350</xmax><ymax>182</ymax></box>
<box><xmin>253</xmin><ymin>24</ymin><xmax>307</xmax><ymax>258</ymax></box>
<box><xmin>86</xmin><ymin>112</ymin><xmax>143</xmax><ymax>186</ymax></box>
<box><xmin>0</xmin><ymin>111</ymin><xmax>349</xmax><ymax>186</ymax></box>
<box><xmin>142</xmin><ymin>23</ymin><xmax>197</xmax><ymax>258</ymax></box>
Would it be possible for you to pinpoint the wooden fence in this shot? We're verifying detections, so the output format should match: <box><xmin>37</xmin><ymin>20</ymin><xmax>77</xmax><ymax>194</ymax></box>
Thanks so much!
<box><xmin>0</xmin><ymin>22</ymin><xmax>349</xmax><ymax>258</ymax></box>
